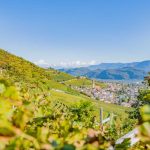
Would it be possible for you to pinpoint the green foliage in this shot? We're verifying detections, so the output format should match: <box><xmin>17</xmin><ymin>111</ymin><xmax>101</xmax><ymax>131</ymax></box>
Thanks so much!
<box><xmin>47</xmin><ymin>69</ymin><xmax>74</xmax><ymax>82</ymax></box>
<box><xmin>139</xmin><ymin>105</ymin><xmax>150</xmax><ymax>147</ymax></box>
<box><xmin>0</xmin><ymin>49</ymin><xmax>136</xmax><ymax>149</ymax></box>
<box><xmin>0</xmin><ymin>79</ymin><xmax>113</xmax><ymax>149</ymax></box>
<box><xmin>115</xmin><ymin>138</ymin><xmax>131</xmax><ymax>150</ymax></box>
<box><xmin>128</xmin><ymin>75</ymin><xmax>150</xmax><ymax>121</ymax></box>
<box><xmin>131</xmin><ymin>75</ymin><xmax>150</xmax><ymax>149</ymax></box>
<box><xmin>70</xmin><ymin>101</ymin><xmax>95</xmax><ymax>127</ymax></box>
<box><xmin>138</xmin><ymin>89</ymin><xmax>150</xmax><ymax>105</ymax></box>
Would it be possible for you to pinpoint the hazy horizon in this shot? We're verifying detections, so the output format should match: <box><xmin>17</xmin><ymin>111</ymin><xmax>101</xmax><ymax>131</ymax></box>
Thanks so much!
<box><xmin>1</xmin><ymin>48</ymin><xmax>150</xmax><ymax>68</ymax></box>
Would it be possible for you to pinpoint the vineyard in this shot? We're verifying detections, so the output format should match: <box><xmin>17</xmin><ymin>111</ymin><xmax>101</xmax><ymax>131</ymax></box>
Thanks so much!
<box><xmin>0</xmin><ymin>49</ymin><xmax>150</xmax><ymax>149</ymax></box>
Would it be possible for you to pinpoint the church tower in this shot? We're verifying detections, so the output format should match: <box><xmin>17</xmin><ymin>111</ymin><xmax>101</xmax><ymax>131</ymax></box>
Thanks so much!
<box><xmin>92</xmin><ymin>79</ymin><xmax>95</xmax><ymax>88</ymax></box>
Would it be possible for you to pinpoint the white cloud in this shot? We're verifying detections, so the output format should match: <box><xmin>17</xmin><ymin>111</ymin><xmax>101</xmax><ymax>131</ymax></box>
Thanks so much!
<box><xmin>34</xmin><ymin>59</ymin><xmax>49</xmax><ymax>67</ymax></box>
<box><xmin>89</xmin><ymin>60</ymin><xmax>96</xmax><ymax>65</ymax></box>
<box><xmin>51</xmin><ymin>60</ymin><xmax>97</xmax><ymax>68</ymax></box>
<box><xmin>34</xmin><ymin>59</ymin><xmax>97</xmax><ymax>69</ymax></box>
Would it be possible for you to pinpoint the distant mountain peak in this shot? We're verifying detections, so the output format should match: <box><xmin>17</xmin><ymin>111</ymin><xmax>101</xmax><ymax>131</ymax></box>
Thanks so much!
<box><xmin>59</xmin><ymin>60</ymin><xmax>150</xmax><ymax>80</ymax></box>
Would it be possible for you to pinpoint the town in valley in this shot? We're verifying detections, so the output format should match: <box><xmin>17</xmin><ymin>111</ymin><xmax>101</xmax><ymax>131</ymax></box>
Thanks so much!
<box><xmin>71</xmin><ymin>77</ymin><xmax>148</xmax><ymax>107</ymax></box>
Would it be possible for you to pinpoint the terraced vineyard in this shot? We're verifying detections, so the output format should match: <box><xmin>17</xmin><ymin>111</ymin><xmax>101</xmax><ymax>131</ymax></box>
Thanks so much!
<box><xmin>0</xmin><ymin>49</ymin><xmax>140</xmax><ymax>149</ymax></box>
<box><xmin>46</xmin><ymin>69</ymin><xmax>74</xmax><ymax>82</ymax></box>
<box><xmin>49</xmin><ymin>89</ymin><xmax>131</xmax><ymax>118</ymax></box>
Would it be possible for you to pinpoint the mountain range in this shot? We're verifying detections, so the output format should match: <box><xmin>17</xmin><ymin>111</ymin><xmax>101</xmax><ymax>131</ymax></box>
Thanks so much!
<box><xmin>59</xmin><ymin>60</ymin><xmax>150</xmax><ymax>80</ymax></box>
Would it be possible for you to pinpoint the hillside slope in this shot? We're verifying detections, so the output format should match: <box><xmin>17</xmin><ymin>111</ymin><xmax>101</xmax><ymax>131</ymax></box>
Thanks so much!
<box><xmin>0</xmin><ymin>49</ymin><xmax>74</xmax><ymax>92</ymax></box>
<box><xmin>87</xmin><ymin>60</ymin><xmax>150</xmax><ymax>71</ymax></box>
<box><xmin>86</xmin><ymin>67</ymin><xmax>146</xmax><ymax>80</ymax></box>
<box><xmin>0</xmin><ymin>49</ymin><xmax>130</xmax><ymax>115</ymax></box>
<box><xmin>0</xmin><ymin>48</ymin><xmax>135</xmax><ymax>149</ymax></box>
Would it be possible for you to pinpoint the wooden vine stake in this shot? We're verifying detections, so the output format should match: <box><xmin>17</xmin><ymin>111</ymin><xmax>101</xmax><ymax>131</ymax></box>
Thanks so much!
<box><xmin>100</xmin><ymin>107</ymin><xmax>103</xmax><ymax>131</ymax></box>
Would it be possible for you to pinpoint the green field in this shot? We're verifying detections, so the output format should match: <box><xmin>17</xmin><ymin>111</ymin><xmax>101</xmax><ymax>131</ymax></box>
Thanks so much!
<box><xmin>49</xmin><ymin>90</ymin><xmax>132</xmax><ymax>119</ymax></box>
<box><xmin>64</xmin><ymin>78</ymin><xmax>106</xmax><ymax>88</ymax></box>
<box><xmin>46</xmin><ymin>69</ymin><xmax>74</xmax><ymax>82</ymax></box>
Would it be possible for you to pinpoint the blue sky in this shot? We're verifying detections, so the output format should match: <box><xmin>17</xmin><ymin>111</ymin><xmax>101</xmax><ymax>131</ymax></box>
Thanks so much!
<box><xmin>0</xmin><ymin>0</ymin><xmax>150</xmax><ymax>67</ymax></box>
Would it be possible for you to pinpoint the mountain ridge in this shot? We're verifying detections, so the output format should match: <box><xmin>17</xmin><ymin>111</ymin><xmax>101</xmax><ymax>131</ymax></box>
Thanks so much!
<box><xmin>59</xmin><ymin>60</ymin><xmax>150</xmax><ymax>80</ymax></box>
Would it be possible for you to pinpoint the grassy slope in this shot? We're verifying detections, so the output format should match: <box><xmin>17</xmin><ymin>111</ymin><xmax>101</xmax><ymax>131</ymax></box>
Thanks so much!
<box><xmin>0</xmin><ymin>49</ymin><xmax>72</xmax><ymax>92</ymax></box>
<box><xmin>49</xmin><ymin>90</ymin><xmax>131</xmax><ymax>119</ymax></box>
<box><xmin>64</xmin><ymin>78</ymin><xmax>106</xmax><ymax>88</ymax></box>
<box><xmin>46</xmin><ymin>69</ymin><xmax>74</xmax><ymax>82</ymax></box>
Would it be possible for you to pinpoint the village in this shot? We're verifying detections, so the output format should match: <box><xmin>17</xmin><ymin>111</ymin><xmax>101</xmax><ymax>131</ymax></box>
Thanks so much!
<box><xmin>72</xmin><ymin>79</ymin><xmax>147</xmax><ymax>107</ymax></box>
